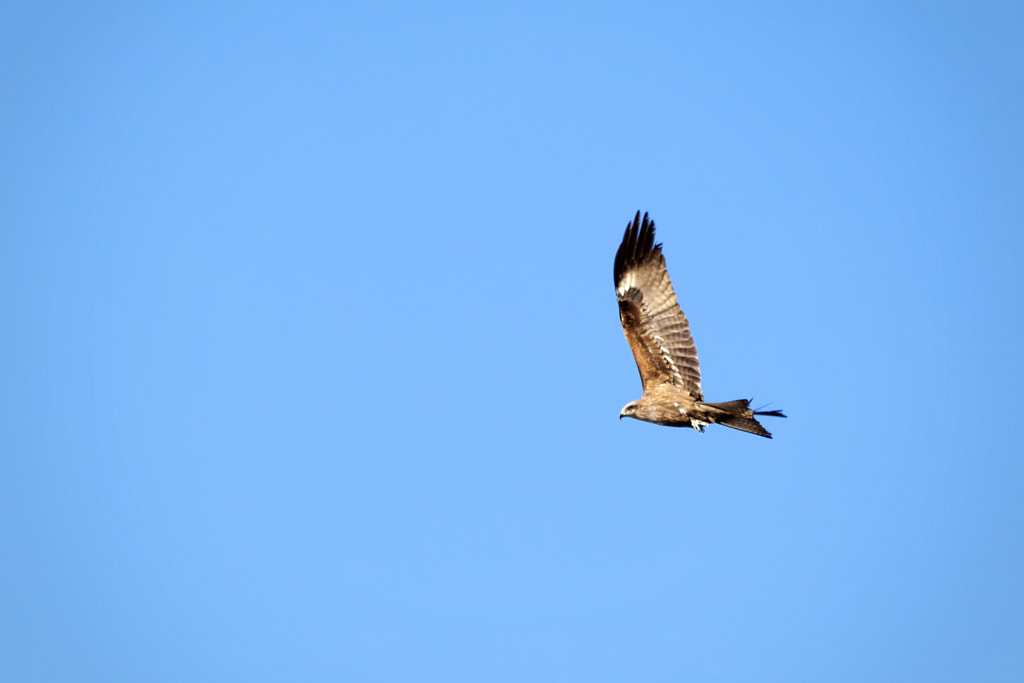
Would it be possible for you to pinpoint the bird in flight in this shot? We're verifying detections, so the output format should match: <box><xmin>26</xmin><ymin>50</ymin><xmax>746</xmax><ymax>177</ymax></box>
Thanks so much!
<box><xmin>615</xmin><ymin>211</ymin><xmax>785</xmax><ymax>438</ymax></box>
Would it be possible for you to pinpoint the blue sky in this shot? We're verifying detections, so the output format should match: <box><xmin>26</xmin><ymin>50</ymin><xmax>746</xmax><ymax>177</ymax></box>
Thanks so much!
<box><xmin>3</xmin><ymin>2</ymin><xmax>1023</xmax><ymax>681</ymax></box>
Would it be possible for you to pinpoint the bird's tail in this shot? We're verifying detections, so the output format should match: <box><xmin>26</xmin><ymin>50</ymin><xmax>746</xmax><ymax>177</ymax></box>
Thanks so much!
<box><xmin>703</xmin><ymin>399</ymin><xmax>786</xmax><ymax>439</ymax></box>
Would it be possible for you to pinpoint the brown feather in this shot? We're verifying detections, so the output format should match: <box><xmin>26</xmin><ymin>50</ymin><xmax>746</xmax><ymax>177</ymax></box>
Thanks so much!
<box><xmin>614</xmin><ymin>212</ymin><xmax>703</xmax><ymax>400</ymax></box>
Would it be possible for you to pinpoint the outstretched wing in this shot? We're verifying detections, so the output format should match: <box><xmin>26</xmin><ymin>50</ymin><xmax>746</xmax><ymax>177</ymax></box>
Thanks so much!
<box><xmin>614</xmin><ymin>211</ymin><xmax>702</xmax><ymax>399</ymax></box>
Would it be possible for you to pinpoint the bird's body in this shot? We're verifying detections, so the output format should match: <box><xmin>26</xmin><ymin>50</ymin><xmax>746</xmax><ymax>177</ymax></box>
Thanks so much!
<box><xmin>620</xmin><ymin>384</ymin><xmax>706</xmax><ymax>429</ymax></box>
<box><xmin>615</xmin><ymin>211</ymin><xmax>785</xmax><ymax>438</ymax></box>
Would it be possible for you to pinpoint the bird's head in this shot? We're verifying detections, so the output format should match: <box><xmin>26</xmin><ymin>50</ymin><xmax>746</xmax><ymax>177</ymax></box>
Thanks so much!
<box><xmin>619</xmin><ymin>401</ymin><xmax>639</xmax><ymax>421</ymax></box>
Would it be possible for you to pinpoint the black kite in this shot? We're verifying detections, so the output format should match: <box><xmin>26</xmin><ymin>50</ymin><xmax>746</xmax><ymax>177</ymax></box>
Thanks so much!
<box><xmin>615</xmin><ymin>211</ymin><xmax>785</xmax><ymax>438</ymax></box>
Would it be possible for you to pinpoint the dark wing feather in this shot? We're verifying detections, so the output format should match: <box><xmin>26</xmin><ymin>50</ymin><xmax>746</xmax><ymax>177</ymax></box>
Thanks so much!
<box><xmin>614</xmin><ymin>211</ymin><xmax>702</xmax><ymax>399</ymax></box>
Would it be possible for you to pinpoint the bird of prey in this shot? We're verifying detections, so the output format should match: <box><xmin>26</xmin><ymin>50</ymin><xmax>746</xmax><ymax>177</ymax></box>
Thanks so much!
<box><xmin>615</xmin><ymin>211</ymin><xmax>785</xmax><ymax>438</ymax></box>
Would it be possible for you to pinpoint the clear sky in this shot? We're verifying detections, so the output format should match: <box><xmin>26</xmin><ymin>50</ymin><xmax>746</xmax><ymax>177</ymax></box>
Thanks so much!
<box><xmin>3</xmin><ymin>2</ymin><xmax>1023</xmax><ymax>681</ymax></box>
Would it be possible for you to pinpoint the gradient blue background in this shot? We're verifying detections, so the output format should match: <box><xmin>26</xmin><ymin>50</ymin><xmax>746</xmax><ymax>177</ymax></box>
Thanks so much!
<box><xmin>3</xmin><ymin>2</ymin><xmax>1022</xmax><ymax>681</ymax></box>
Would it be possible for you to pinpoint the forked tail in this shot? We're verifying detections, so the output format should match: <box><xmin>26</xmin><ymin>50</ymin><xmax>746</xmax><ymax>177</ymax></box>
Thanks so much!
<box><xmin>702</xmin><ymin>398</ymin><xmax>786</xmax><ymax>439</ymax></box>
